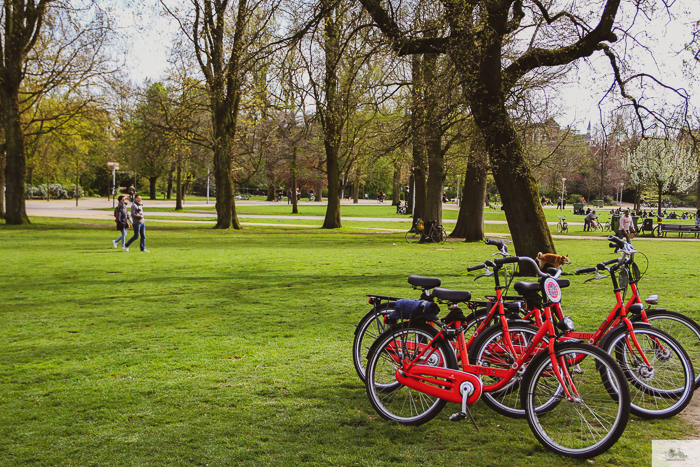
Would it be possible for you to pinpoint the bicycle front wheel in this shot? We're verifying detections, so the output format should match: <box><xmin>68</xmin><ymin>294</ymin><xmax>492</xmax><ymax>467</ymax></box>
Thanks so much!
<box><xmin>521</xmin><ymin>342</ymin><xmax>630</xmax><ymax>459</ymax></box>
<box><xmin>603</xmin><ymin>325</ymin><xmax>694</xmax><ymax>418</ymax></box>
<box><xmin>352</xmin><ymin>302</ymin><xmax>395</xmax><ymax>382</ymax></box>
<box><xmin>468</xmin><ymin>323</ymin><xmax>546</xmax><ymax>418</ymax></box>
<box><xmin>405</xmin><ymin>231</ymin><xmax>421</xmax><ymax>244</ymax></box>
<box><xmin>556</xmin><ymin>222</ymin><xmax>563</xmax><ymax>233</ymax></box>
<box><xmin>563</xmin><ymin>223</ymin><xmax>569</xmax><ymax>234</ymax></box>
<box><xmin>365</xmin><ymin>323</ymin><xmax>458</xmax><ymax>425</ymax></box>
<box><xmin>641</xmin><ymin>310</ymin><xmax>700</xmax><ymax>389</ymax></box>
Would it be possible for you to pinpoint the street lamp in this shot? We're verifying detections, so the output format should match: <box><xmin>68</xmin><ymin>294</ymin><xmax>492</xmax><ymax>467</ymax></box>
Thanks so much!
<box><xmin>561</xmin><ymin>178</ymin><xmax>567</xmax><ymax>210</ymax></box>
<box><xmin>107</xmin><ymin>162</ymin><xmax>120</xmax><ymax>208</ymax></box>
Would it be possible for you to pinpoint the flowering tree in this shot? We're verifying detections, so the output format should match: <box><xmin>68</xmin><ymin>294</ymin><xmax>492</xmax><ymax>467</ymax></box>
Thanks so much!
<box><xmin>622</xmin><ymin>138</ymin><xmax>696</xmax><ymax>216</ymax></box>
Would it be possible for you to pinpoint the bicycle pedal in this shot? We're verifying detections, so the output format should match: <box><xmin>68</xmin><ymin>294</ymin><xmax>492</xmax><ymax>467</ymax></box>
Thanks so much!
<box><xmin>449</xmin><ymin>412</ymin><xmax>467</xmax><ymax>422</ymax></box>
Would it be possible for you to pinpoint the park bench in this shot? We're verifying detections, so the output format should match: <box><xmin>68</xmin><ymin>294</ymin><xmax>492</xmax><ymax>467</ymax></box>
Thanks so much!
<box><xmin>658</xmin><ymin>223</ymin><xmax>700</xmax><ymax>238</ymax></box>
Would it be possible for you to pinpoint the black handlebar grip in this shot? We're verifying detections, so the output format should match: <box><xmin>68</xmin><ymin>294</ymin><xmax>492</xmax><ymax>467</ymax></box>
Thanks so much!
<box><xmin>485</xmin><ymin>260</ymin><xmax>496</xmax><ymax>268</ymax></box>
<box><xmin>603</xmin><ymin>258</ymin><xmax>619</xmax><ymax>266</ymax></box>
<box><xmin>467</xmin><ymin>264</ymin><xmax>486</xmax><ymax>272</ymax></box>
<box><xmin>607</xmin><ymin>235</ymin><xmax>625</xmax><ymax>247</ymax></box>
<box><xmin>494</xmin><ymin>256</ymin><xmax>519</xmax><ymax>266</ymax></box>
<box><xmin>609</xmin><ymin>262</ymin><xmax>622</xmax><ymax>273</ymax></box>
<box><xmin>485</xmin><ymin>238</ymin><xmax>505</xmax><ymax>250</ymax></box>
<box><xmin>609</xmin><ymin>242</ymin><xmax>620</xmax><ymax>249</ymax></box>
<box><xmin>576</xmin><ymin>267</ymin><xmax>597</xmax><ymax>274</ymax></box>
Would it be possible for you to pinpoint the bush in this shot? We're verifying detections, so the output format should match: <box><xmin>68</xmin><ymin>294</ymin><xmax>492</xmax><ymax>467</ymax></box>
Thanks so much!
<box><xmin>604</xmin><ymin>196</ymin><xmax>614</xmax><ymax>204</ymax></box>
<box><xmin>567</xmin><ymin>193</ymin><xmax>583</xmax><ymax>204</ymax></box>
<box><xmin>66</xmin><ymin>186</ymin><xmax>85</xmax><ymax>199</ymax></box>
<box><xmin>25</xmin><ymin>185</ymin><xmax>47</xmax><ymax>199</ymax></box>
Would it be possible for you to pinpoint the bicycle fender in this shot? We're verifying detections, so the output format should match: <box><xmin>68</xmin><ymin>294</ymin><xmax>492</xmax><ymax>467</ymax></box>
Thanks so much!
<box><xmin>598</xmin><ymin>322</ymin><xmax>652</xmax><ymax>350</ymax></box>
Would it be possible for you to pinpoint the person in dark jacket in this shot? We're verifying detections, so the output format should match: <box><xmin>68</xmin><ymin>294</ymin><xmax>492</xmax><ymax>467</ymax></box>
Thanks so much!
<box><xmin>125</xmin><ymin>195</ymin><xmax>149</xmax><ymax>252</ymax></box>
<box><xmin>112</xmin><ymin>196</ymin><xmax>131</xmax><ymax>251</ymax></box>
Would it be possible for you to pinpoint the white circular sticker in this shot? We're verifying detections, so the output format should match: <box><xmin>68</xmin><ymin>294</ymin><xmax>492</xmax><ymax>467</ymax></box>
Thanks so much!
<box><xmin>543</xmin><ymin>278</ymin><xmax>562</xmax><ymax>303</ymax></box>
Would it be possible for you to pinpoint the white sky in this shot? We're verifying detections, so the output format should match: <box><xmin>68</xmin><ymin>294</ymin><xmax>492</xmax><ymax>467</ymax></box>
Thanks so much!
<box><xmin>119</xmin><ymin>0</ymin><xmax>700</xmax><ymax>135</ymax></box>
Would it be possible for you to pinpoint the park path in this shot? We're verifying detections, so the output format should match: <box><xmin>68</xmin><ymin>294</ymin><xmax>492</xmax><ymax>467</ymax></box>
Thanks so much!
<box><xmin>24</xmin><ymin>198</ymin><xmax>700</xmax><ymax>242</ymax></box>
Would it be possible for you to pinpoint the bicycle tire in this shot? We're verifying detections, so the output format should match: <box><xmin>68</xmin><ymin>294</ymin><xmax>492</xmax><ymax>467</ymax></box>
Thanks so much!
<box><xmin>563</xmin><ymin>223</ymin><xmax>569</xmax><ymax>234</ymax></box>
<box><xmin>467</xmin><ymin>323</ymin><xmax>547</xmax><ymax>418</ymax></box>
<box><xmin>354</xmin><ymin>306</ymin><xmax>488</xmax><ymax>382</ymax></box>
<box><xmin>604</xmin><ymin>221</ymin><xmax>611</xmax><ymax>232</ymax></box>
<box><xmin>430</xmin><ymin>226</ymin><xmax>447</xmax><ymax>244</ymax></box>
<box><xmin>521</xmin><ymin>342</ymin><xmax>630</xmax><ymax>459</ymax></box>
<box><xmin>352</xmin><ymin>302</ymin><xmax>395</xmax><ymax>382</ymax></box>
<box><xmin>365</xmin><ymin>323</ymin><xmax>458</xmax><ymax>425</ymax></box>
<box><xmin>640</xmin><ymin>310</ymin><xmax>700</xmax><ymax>389</ymax></box>
<box><xmin>405</xmin><ymin>231</ymin><xmax>421</xmax><ymax>244</ymax></box>
<box><xmin>603</xmin><ymin>325</ymin><xmax>694</xmax><ymax>418</ymax></box>
<box><xmin>556</xmin><ymin>222</ymin><xmax>563</xmax><ymax>233</ymax></box>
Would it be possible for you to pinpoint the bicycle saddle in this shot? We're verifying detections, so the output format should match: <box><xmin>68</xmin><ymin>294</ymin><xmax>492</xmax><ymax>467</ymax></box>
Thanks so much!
<box><xmin>432</xmin><ymin>288</ymin><xmax>472</xmax><ymax>303</ymax></box>
<box><xmin>408</xmin><ymin>275</ymin><xmax>441</xmax><ymax>289</ymax></box>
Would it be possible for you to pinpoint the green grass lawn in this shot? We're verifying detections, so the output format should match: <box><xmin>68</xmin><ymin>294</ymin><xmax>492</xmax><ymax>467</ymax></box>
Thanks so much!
<box><xmin>0</xmin><ymin>218</ymin><xmax>698</xmax><ymax>466</ymax></box>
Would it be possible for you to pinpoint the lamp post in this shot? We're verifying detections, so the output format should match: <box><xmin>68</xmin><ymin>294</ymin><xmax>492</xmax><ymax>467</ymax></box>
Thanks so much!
<box><xmin>561</xmin><ymin>178</ymin><xmax>567</xmax><ymax>210</ymax></box>
<box><xmin>107</xmin><ymin>162</ymin><xmax>119</xmax><ymax>208</ymax></box>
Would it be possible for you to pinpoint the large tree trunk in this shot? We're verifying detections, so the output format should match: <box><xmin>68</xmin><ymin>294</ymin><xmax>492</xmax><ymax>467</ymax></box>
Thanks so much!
<box><xmin>461</xmin><ymin>22</ymin><xmax>553</xmax><ymax>258</ymax></box>
<box><xmin>149</xmin><ymin>177</ymin><xmax>158</xmax><ymax>200</ymax></box>
<box><xmin>321</xmin><ymin>6</ymin><xmax>342</xmax><ymax>229</ymax></box>
<box><xmin>452</xmin><ymin>146</ymin><xmax>487</xmax><ymax>241</ymax></box>
<box><xmin>1</xmin><ymin>79</ymin><xmax>30</xmax><ymax>225</ymax></box>
<box><xmin>410</xmin><ymin>54</ymin><xmax>426</xmax><ymax>228</ymax></box>
<box><xmin>422</xmin><ymin>53</ymin><xmax>444</xmax><ymax>226</ymax></box>
<box><xmin>0</xmin><ymin>143</ymin><xmax>5</xmax><ymax>219</ymax></box>
<box><xmin>211</xmin><ymin>98</ymin><xmax>241</xmax><ymax>229</ymax></box>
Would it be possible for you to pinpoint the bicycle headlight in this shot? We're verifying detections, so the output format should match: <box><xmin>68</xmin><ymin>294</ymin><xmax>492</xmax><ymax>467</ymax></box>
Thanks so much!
<box><xmin>557</xmin><ymin>316</ymin><xmax>575</xmax><ymax>333</ymax></box>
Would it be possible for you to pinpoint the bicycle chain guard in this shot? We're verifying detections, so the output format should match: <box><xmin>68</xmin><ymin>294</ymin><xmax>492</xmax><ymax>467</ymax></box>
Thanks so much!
<box><xmin>396</xmin><ymin>364</ymin><xmax>483</xmax><ymax>406</ymax></box>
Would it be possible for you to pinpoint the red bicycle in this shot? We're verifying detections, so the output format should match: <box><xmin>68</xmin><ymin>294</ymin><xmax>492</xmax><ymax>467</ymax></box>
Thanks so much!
<box><xmin>365</xmin><ymin>256</ymin><xmax>631</xmax><ymax>459</ymax></box>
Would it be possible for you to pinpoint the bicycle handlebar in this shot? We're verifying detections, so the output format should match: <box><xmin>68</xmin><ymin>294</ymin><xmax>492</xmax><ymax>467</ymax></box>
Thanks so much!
<box><xmin>484</xmin><ymin>238</ymin><xmax>507</xmax><ymax>254</ymax></box>
<box><xmin>495</xmin><ymin>256</ymin><xmax>519</xmax><ymax>266</ymax></box>
<box><xmin>576</xmin><ymin>266</ymin><xmax>598</xmax><ymax>274</ymax></box>
<box><xmin>576</xmin><ymin>258</ymin><xmax>621</xmax><ymax>275</ymax></box>
<box><xmin>467</xmin><ymin>264</ymin><xmax>485</xmax><ymax>272</ymax></box>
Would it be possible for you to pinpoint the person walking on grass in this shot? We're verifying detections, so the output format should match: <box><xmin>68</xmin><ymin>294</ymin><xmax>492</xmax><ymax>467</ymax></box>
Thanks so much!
<box><xmin>125</xmin><ymin>195</ymin><xmax>149</xmax><ymax>252</ymax></box>
<box><xmin>618</xmin><ymin>209</ymin><xmax>636</xmax><ymax>243</ymax></box>
<box><xmin>112</xmin><ymin>196</ymin><xmax>131</xmax><ymax>251</ymax></box>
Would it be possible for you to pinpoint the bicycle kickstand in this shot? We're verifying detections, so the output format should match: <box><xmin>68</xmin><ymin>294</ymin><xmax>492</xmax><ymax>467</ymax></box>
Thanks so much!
<box><xmin>449</xmin><ymin>381</ymin><xmax>479</xmax><ymax>431</ymax></box>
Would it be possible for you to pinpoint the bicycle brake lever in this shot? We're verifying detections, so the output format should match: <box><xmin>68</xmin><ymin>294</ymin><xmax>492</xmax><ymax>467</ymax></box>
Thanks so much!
<box><xmin>474</xmin><ymin>271</ymin><xmax>494</xmax><ymax>281</ymax></box>
<box><xmin>584</xmin><ymin>272</ymin><xmax>609</xmax><ymax>284</ymax></box>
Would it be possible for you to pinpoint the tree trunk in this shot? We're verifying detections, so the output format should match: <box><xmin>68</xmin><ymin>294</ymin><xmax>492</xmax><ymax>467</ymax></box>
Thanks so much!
<box><xmin>211</xmin><ymin>99</ymin><xmax>241</xmax><ymax>228</ymax></box>
<box><xmin>392</xmin><ymin>160</ymin><xmax>401</xmax><ymax>206</ymax></box>
<box><xmin>291</xmin><ymin>147</ymin><xmax>298</xmax><ymax>214</ymax></box>
<box><xmin>422</xmin><ymin>53</ymin><xmax>444</xmax><ymax>226</ymax></box>
<box><xmin>0</xmin><ymin>78</ymin><xmax>30</xmax><ymax>225</ymax></box>
<box><xmin>407</xmin><ymin>173</ymin><xmax>414</xmax><ymax>214</ymax></box>
<box><xmin>175</xmin><ymin>158</ymin><xmax>183</xmax><ymax>211</ymax></box>
<box><xmin>452</xmin><ymin>146</ymin><xmax>487</xmax><ymax>241</ymax></box>
<box><xmin>353</xmin><ymin>166</ymin><xmax>360</xmax><ymax>204</ymax></box>
<box><xmin>315</xmin><ymin>177</ymin><xmax>323</xmax><ymax>202</ymax></box>
<box><xmin>0</xmin><ymin>143</ymin><xmax>5</xmax><ymax>219</ymax></box>
<box><xmin>167</xmin><ymin>164</ymin><xmax>174</xmax><ymax>200</ymax></box>
<box><xmin>410</xmin><ymin>54</ymin><xmax>426</xmax><ymax>227</ymax></box>
<box><xmin>321</xmin><ymin>6</ymin><xmax>342</xmax><ymax>229</ymax></box>
<box><xmin>658</xmin><ymin>183</ymin><xmax>663</xmax><ymax>217</ymax></box>
<box><xmin>149</xmin><ymin>177</ymin><xmax>158</xmax><ymax>200</ymax></box>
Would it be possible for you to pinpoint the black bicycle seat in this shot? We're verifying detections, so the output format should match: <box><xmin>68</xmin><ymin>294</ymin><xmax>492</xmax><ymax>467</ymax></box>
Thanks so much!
<box><xmin>408</xmin><ymin>275</ymin><xmax>441</xmax><ymax>289</ymax></box>
<box><xmin>433</xmin><ymin>287</ymin><xmax>472</xmax><ymax>303</ymax></box>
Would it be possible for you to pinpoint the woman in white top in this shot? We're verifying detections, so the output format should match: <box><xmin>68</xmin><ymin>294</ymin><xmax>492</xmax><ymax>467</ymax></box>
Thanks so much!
<box><xmin>618</xmin><ymin>209</ymin><xmax>636</xmax><ymax>242</ymax></box>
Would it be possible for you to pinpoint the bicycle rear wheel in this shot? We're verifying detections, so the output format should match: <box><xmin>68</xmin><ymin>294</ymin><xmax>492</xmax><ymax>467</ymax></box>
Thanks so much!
<box><xmin>521</xmin><ymin>342</ymin><xmax>630</xmax><ymax>459</ymax></box>
<box><xmin>365</xmin><ymin>323</ymin><xmax>458</xmax><ymax>425</ymax></box>
<box><xmin>352</xmin><ymin>303</ymin><xmax>395</xmax><ymax>382</ymax></box>
<box><xmin>556</xmin><ymin>222</ymin><xmax>563</xmax><ymax>233</ymax></box>
<box><xmin>405</xmin><ymin>231</ymin><xmax>421</xmax><ymax>243</ymax></box>
<box><xmin>603</xmin><ymin>325</ymin><xmax>694</xmax><ymax>418</ymax></box>
<box><xmin>430</xmin><ymin>226</ymin><xmax>447</xmax><ymax>244</ymax></box>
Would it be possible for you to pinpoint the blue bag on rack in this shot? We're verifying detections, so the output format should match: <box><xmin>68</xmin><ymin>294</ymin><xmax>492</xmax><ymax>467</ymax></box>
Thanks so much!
<box><xmin>389</xmin><ymin>299</ymin><xmax>440</xmax><ymax>321</ymax></box>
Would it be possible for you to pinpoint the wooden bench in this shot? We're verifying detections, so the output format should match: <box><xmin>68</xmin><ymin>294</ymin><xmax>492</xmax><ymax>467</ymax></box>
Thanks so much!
<box><xmin>659</xmin><ymin>224</ymin><xmax>700</xmax><ymax>238</ymax></box>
